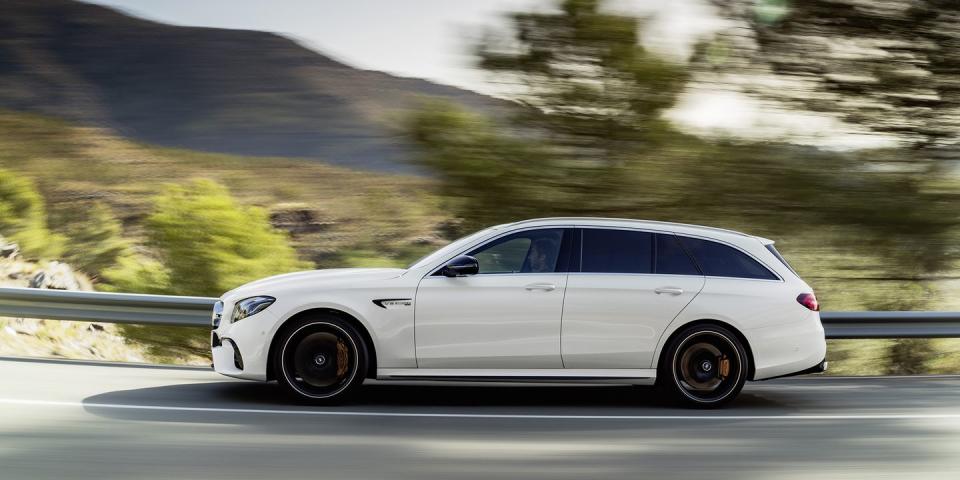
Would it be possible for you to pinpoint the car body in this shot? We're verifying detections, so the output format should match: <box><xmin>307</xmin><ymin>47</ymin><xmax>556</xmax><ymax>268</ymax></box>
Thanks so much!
<box><xmin>211</xmin><ymin>217</ymin><xmax>826</xmax><ymax>406</ymax></box>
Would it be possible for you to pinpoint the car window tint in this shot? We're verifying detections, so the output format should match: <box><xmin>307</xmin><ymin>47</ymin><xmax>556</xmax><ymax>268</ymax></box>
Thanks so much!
<box><xmin>581</xmin><ymin>229</ymin><xmax>652</xmax><ymax>274</ymax></box>
<box><xmin>468</xmin><ymin>229</ymin><xmax>564</xmax><ymax>274</ymax></box>
<box><xmin>678</xmin><ymin>236</ymin><xmax>778</xmax><ymax>280</ymax></box>
<box><xmin>655</xmin><ymin>234</ymin><xmax>700</xmax><ymax>275</ymax></box>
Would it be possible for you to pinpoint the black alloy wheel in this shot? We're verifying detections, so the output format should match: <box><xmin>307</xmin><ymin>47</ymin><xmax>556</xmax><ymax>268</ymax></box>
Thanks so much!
<box><xmin>659</xmin><ymin>324</ymin><xmax>749</xmax><ymax>408</ymax></box>
<box><xmin>274</xmin><ymin>315</ymin><xmax>368</xmax><ymax>404</ymax></box>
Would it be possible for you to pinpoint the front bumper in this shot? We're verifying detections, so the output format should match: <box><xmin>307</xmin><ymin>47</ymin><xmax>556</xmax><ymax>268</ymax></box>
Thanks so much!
<box><xmin>210</xmin><ymin>305</ymin><xmax>279</xmax><ymax>381</ymax></box>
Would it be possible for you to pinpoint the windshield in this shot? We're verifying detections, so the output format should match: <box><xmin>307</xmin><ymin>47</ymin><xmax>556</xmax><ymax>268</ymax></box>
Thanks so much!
<box><xmin>406</xmin><ymin>226</ymin><xmax>503</xmax><ymax>270</ymax></box>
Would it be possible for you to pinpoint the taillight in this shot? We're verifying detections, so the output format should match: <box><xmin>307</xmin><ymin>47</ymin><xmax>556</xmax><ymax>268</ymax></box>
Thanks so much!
<box><xmin>797</xmin><ymin>293</ymin><xmax>819</xmax><ymax>311</ymax></box>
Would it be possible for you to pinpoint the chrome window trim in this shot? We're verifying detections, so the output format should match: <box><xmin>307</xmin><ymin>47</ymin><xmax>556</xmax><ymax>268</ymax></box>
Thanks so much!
<box><xmin>420</xmin><ymin>222</ymin><xmax>782</xmax><ymax>282</ymax></box>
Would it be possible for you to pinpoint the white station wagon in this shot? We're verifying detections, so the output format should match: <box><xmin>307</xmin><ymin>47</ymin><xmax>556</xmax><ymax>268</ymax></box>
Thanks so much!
<box><xmin>212</xmin><ymin>218</ymin><xmax>826</xmax><ymax>407</ymax></box>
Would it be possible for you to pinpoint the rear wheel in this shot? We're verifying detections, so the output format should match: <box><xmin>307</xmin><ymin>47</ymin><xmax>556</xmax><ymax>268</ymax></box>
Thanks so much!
<box><xmin>658</xmin><ymin>324</ymin><xmax>749</xmax><ymax>408</ymax></box>
<box><xmin>273</xmin><ymin>315</ymin><xmax>368</xmax><ymax>405</ymax></box>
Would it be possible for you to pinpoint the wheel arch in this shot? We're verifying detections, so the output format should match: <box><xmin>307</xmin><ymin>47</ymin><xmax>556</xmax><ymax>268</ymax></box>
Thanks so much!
<box><xmin>654</xmin><ymin>319</ymin><xmax>756</xmax><ymax>381</ymax></box>
<box><xmin>266</xmin><ymin>307</ymin><xmax>378</xmax><ymax>381</ymax></box>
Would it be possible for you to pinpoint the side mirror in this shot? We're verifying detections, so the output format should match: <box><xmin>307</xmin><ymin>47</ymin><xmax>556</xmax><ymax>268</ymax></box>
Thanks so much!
<box><xmin>441</xmin><ymin>255</ymin><xmax>479</xmax><ymax>277</ymax></box>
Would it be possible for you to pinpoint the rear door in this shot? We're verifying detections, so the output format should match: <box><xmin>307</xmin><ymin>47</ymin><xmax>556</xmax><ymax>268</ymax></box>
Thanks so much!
<box><xmin>561</xmin><ymin>229</ymin><xmax>705</xmax><ymax>368</ymax></box>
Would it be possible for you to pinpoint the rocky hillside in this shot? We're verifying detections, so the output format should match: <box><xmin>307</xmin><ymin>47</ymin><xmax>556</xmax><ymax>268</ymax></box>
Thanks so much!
<box><xmin>0</xmin><ymin>0</ymin><xmax>507</xmax><ymax>173</ymax></box>
<box><xmin>0</xmin><ymin>235</ymin><xmax>149</xmax><ymax>362</ymax></box>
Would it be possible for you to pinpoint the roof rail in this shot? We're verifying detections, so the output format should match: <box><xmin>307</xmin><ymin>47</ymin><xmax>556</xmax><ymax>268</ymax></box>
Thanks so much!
<box><xmin>502</xmin><ymin>217</ymin><xmax>753</xmax><ymax>238</ymax></box>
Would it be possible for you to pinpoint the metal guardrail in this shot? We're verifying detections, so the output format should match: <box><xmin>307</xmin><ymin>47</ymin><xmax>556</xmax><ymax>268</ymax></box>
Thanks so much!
<box><xmin>0</xmin><ymin>287</ymin><xmax>214</xmax><ymax>327</ymax></box>
<box><xmin>819</xmin><ymin>311</ymin><xmax>960</xmax><ymax>339</ymax></box>
<box><xmin>1</xmin><ymin>286</ymin><xmax>960</xmax><ymax>338</ymax></box>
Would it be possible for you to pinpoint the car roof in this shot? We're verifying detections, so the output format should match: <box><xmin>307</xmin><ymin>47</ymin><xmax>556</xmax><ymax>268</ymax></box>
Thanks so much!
<box><xmin>494</xmin><ymin>217</ymin><xmax>774</xmax><ymax>244</ymax></box>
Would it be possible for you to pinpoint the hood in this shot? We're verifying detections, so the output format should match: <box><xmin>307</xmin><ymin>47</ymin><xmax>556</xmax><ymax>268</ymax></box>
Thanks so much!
<box><xmin>223</xmin><ymin>268</ymin><xmax>406</xmax><ymax>300</ymax></box>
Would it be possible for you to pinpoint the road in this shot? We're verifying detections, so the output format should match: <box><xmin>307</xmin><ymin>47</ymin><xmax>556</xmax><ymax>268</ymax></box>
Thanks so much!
<box><xmin>1</xmin><ymin>357</ymin><xmax>959</xmax><ymax>479</ymax></box>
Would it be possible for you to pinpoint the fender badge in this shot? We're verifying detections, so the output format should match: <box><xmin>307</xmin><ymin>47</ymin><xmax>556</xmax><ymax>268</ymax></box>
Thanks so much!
<box><xmin>373</xmin><ymin>298</ymin><xmax>413</xmax><ymax>309</ymax></box>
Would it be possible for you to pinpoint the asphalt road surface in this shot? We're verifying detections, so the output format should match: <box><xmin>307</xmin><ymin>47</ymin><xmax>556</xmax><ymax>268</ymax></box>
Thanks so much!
<box><xmin>1</xmin><ymin>356</ymin><xmax>959</xmax><ymax>479</ymax></box>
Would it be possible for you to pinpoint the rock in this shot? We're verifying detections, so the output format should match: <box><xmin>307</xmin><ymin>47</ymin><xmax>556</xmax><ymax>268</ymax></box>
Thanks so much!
<box><xmin>0</xmin><ymin>241</ymin><xmax>18</xmax><ymax>259</ymax></box>
<box><xmin>3</xmin><ymin>326</ymin><xmax>16</xmax><ymax>337</ymax></box>
<box><xmin>270</xmin><ymin>205</ymin><xmax>334</xmax><ymax>235</ymax></box>
<box><xmin>28</xmin><ymin>261</ymin><xmax>81</xmax><ymax>291</ymax></box>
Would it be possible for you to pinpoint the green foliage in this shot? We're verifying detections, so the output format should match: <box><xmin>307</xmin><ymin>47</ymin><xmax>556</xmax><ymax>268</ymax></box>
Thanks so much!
<box><xmin>0</xmin><ymin>169</ymin><xmax>64</xmax><ymax>259</ymax></box>
<box><xmin>50</xmin><ymin>202</ymin><xmax>132</xmax><ymax>277</ymax></box>
<box><xmin>102</xmin><ymin>179</ymin><xmax>310</xmax><ymax>359</ymax></box>
<box><xmin>106</xmin><ymin>179</ymin><xmax>310</xmax><ymax>297</ymax></box>
<box><xmin>100</xmin><ymin>256</ymin><xmax>172</xmax><ymax>295</ymax></box>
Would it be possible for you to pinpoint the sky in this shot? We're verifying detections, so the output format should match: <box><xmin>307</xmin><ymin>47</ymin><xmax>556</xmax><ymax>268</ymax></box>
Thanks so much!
<box><xmin>81</xmin><ymin>0</ymin><xmax>889</xmax><ymax>150</ymax></box>
<box><xmin>82</xmin><ymin>0</ymin><xmax>717</xmax><ymax>95</ymax></box>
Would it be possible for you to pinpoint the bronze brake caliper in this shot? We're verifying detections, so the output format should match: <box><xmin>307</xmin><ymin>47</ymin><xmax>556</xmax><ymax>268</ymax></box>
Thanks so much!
<box><xmin>719</xmin><ymin>355</ymin><xmax>730</xmax><ymax>379</ymax></box>
<box><xmin>336</xmin><ymin>339</ymin><xmax>349</xmax><ymax>378</ymax></box>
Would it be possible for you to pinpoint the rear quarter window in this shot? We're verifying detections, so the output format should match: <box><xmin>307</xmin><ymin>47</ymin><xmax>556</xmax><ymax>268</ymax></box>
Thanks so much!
<box><xmin>765</xmin><ymin>244</ymin><xmax>798</xmax><ymax>276</ymax></box>
<box><xmin>678</xmin><ymin>236</ymin><xmax>778</xmax><ymax>280</ymax></box>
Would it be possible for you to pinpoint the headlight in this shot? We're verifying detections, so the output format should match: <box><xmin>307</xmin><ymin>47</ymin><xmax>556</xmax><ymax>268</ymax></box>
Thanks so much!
<box><xmin>231</xmin><ymin>296</ymin><xmax>276</xmax><ymax>322</ymax></box>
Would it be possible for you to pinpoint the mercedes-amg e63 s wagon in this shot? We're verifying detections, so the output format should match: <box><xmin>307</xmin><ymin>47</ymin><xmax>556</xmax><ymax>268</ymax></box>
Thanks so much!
<box><xmin>211</xmin><ymin>218</ymin><xmax>826</xmax><ymax>407</ymax></box>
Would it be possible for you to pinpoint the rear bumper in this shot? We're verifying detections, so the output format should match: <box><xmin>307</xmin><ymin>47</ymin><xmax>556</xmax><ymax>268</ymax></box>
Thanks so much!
<box><xmin>750</xmin><ymin>311</ymin><xmax>827</xmax><ymax>380</ymax></box>
<box><xmin>758</xmin><ymin>358</ymin><xmax>828</xmax><ymax>381</ymax></box>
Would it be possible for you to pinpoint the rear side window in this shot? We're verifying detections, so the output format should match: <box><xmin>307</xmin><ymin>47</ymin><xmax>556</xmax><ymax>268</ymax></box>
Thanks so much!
<box><xmin>655</xmin><ymin>234</ymin><xmax>700</xmax><ymax>275</ymax></box>
<box><xmin>581</xmin><ymin>229</ymin><xmax>652</xmax><ymax>274</ymax></box>
<box><xmin>678</xmin><ymin>236</ymin><xmax>778</xmax><ymax>280</ymax></box>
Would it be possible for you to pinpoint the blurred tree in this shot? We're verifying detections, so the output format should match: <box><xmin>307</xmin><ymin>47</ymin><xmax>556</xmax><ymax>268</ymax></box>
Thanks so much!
<box><xmin>106</xmin><ymin>179</ymin><xmax>310</xmax><ymax>297</ymax></box>
<box><xmin>0</xmin><ymin>169</ymin><xmax>64</xmax><ymax>259</ymax></box>
<box><xmin>50</xmin><ymin>201</ymin><xmax>131</xmax><ymax>278</ymax></box>
<box><xmin>705</xmin><ymin>0</ymin><xmax>960</xmax><ymax>372</ymax></box>
<box><xmin>477</xmin><ymin>0</ymin><xmax>688</xmax><ymax>158</ymax></box>
<box><xmin>407</xmin><ymin>0</ymin><xmax>866</xmax><ymax>236</ymax></box>
<box><xmin>102</xmin><ymin>179</ymin><xmax>310</xmax><ymax>359</ymax></box>
<box><xmin>408</xmin><ymin>0</ymin><xmax>693</xmax><ymax>232</ymax></box>
<box><xmin>707</xmin><ymin>0</ymin><xmax>960</xmax><ymax>152</ymax></box>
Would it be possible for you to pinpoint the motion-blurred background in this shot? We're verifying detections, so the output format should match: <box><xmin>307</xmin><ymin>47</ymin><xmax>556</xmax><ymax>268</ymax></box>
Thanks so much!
<box><xmin>0</xmin><ymin>0</ymin><xmax>958</xmax><ymax>374</ymax></box>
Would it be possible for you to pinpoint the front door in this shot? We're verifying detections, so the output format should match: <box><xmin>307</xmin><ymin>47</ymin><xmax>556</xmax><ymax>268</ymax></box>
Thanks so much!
<box><xmin>415</xmin><ymin>228</ymin><xmax>571</xmax><ymax>369</ymax></box>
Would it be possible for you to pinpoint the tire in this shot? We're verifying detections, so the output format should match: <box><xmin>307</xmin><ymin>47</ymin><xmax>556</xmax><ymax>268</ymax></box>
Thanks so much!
<box><xmin>273</xmin><ymin>314</ymin><xmax>369</xmax><ymax>405</ymax></box>
<box><xmin>657</xmin><ymin>324</ymin><xmax>749</xmax><ymax>408</ymax></box>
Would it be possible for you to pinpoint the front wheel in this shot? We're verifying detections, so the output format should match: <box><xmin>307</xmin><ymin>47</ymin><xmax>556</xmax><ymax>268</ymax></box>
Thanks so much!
<box><xmin>658</xmin><ymin>324</ymin><xmax>749</xmax><ymax>408</ymax></box>
<box><xmin>273</xmin><ymin>315</ymin><xmax>369</xmax><ymax>405</ymax></box>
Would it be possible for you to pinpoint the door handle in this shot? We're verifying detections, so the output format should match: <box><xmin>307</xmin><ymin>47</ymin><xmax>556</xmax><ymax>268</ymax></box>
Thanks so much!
<box><xmin>524</xmin><ymin>283</ymin><xmax>557</xmax><ymax>291</ymax></box>
<box><xmin>655</xmin><ymin>287</ymin><xmax>684</xmax><ymax>296</ymax></box>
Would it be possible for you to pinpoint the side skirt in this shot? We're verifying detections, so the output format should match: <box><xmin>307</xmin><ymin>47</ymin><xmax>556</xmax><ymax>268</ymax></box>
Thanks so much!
<box><xmin>376</xmin><ymin>368</ymin><xmax>657</xmax><ymax>385</ymax></box>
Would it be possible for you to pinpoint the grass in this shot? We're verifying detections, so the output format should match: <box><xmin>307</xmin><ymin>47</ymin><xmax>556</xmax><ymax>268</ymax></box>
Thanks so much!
<box><xmin>0</xmin><ymin>109</ymin><xmax>446</xmax><ymax>270</ymax></box>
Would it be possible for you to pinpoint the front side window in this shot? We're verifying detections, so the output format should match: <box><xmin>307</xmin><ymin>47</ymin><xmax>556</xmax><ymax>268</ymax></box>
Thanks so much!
<box><xmin>467</xmin><ymin>228</ymin><xmax>565</xmax><ymax>274</ymax></box>
<box><xmin>678</xmin><ymin>236</ymin><xmax>778</xmax><ymax>280</ymax></box>
<box><xmin>581</xmin><ymin>228</ymin><xmax>653</xmax><ymax>274</ymax></box>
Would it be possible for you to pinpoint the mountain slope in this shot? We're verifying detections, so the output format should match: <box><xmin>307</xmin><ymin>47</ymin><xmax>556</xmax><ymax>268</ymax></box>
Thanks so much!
<box><xmin>0</xmin><ymin>0</ymin><xmax>505</xmax><ymax>172</ymax></box>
